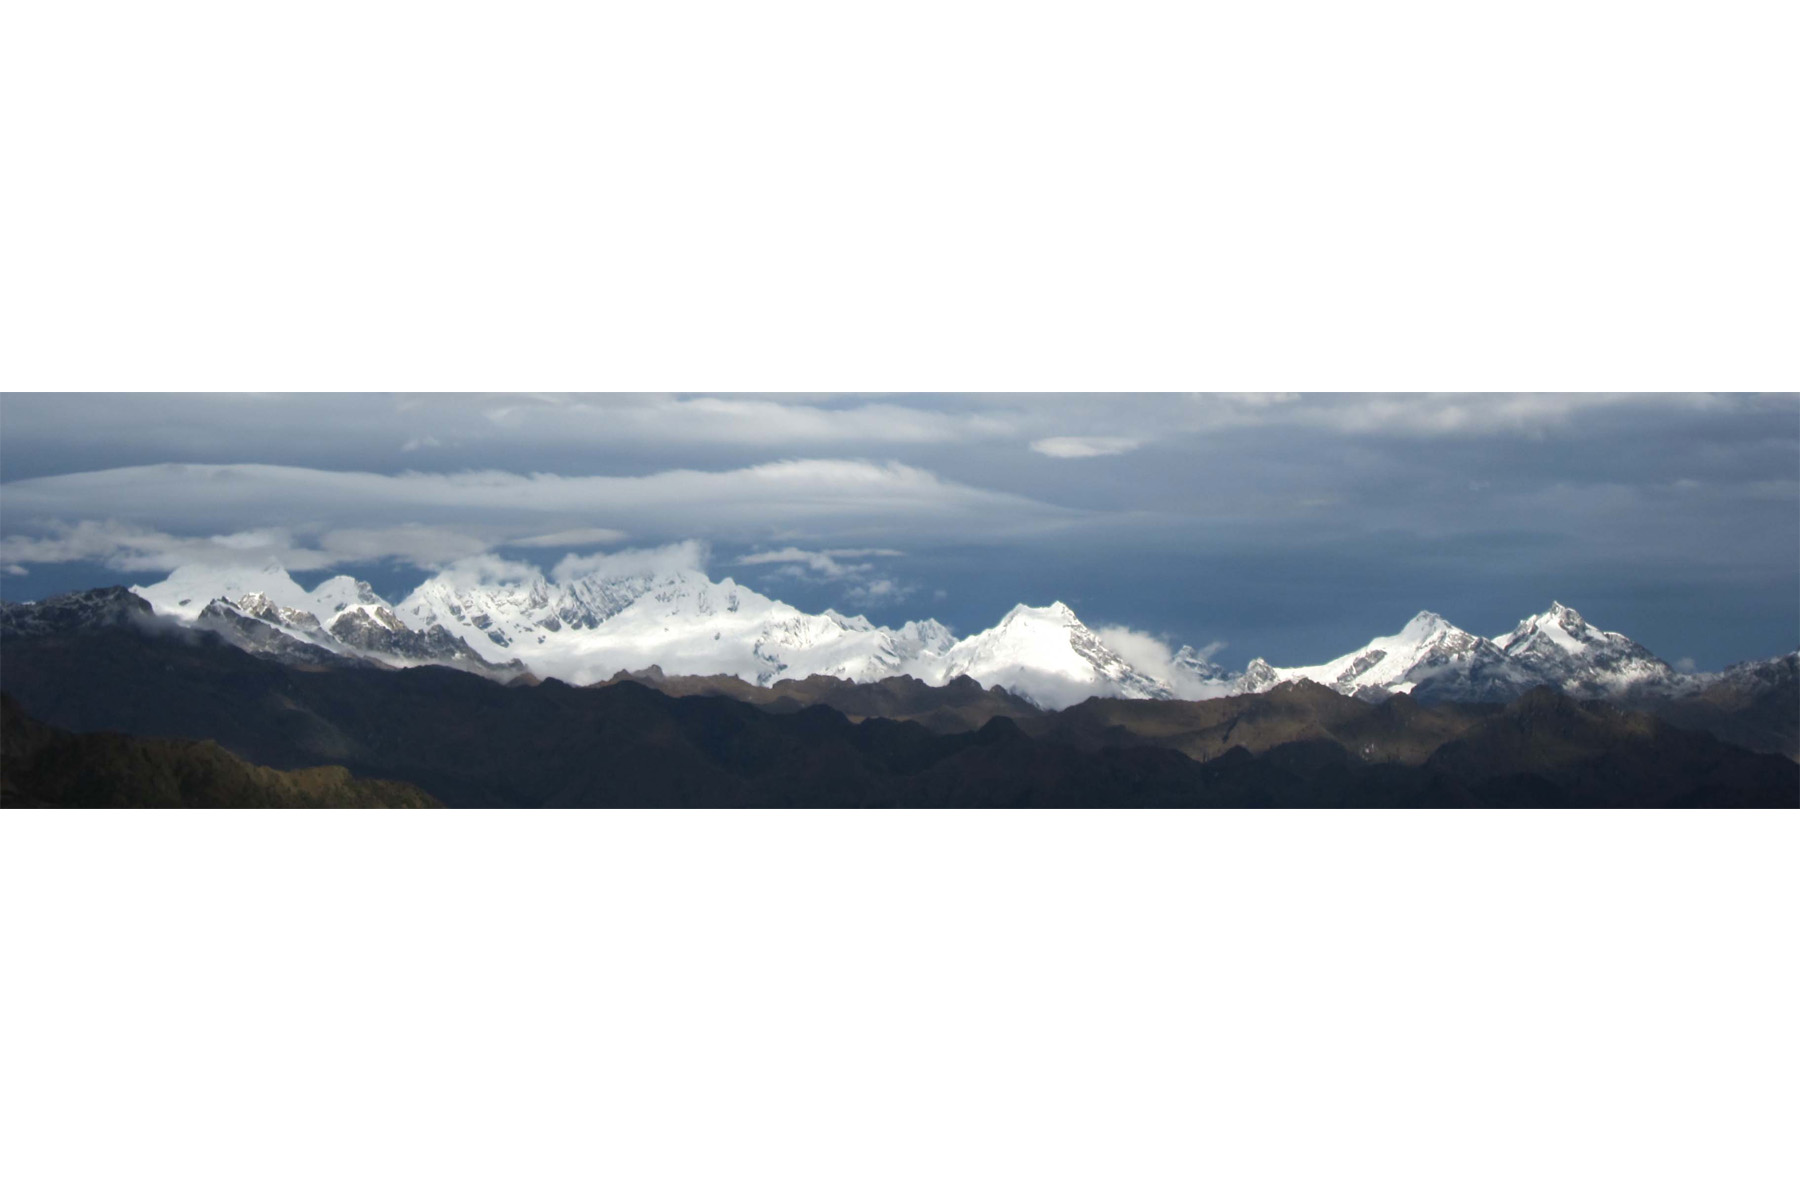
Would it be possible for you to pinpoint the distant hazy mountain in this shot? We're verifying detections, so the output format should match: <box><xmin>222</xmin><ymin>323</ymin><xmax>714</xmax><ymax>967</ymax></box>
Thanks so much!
<box><xmin>107</xmin><ymin>562</ymin><xmax>1795</xmax><ymax>713</ymax></box>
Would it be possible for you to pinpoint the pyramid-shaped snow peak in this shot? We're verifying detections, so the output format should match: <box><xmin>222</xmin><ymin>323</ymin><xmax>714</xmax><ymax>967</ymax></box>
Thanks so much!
<box><xmin>935</xmin><ymin>601</ymin><xmax>1175</xmax><ymax>708</ymax></box>
<box><xmin>1494</xmin><ymin>602</ymin><xmax>1676</xmax><ymax>696</ymax></box>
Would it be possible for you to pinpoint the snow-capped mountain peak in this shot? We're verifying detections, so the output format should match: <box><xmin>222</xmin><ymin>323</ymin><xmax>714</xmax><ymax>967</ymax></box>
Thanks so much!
<box><xmin>894</xmin><ymin>618</ymin><xmax>956</xmax><ymax>657</ymax></box>
<box><xmin>135</xmin><ymin>562</ymin><xmax>316</xmax><ymax>619</ymax></box>
<box><xmin>1238</xmin><ymin>658</ymin><xmax>1280</xmax><ymax>692</ymax></box>
<box><xmin>1259</xmin><ymin>610</ymin><xmax>1535</xmax><ymax>701</ymax></box>
<box><xmin>1400</xmin><ymin>609</ymin><xmax>1453</xmax><ymax>639</ymax></box>
<box><xmin>937</xmin><ymin>600</ymin><xmax>1174</xmax><ymax>708</ymax></box>
<box><xmin>235</xmin><ymin>591</ymin><xmax>327</xmax><ymax>637</ymax></box>
<box><xmin>309</xmin><ymin>575</ymin><xmax>385</xmax><ymax>614</ymax></box>
<box><xmin>1492</xmin><ymin>601</ymin><xmax>1676</xmax><ymax>695</ymax></box>
<box><xmin>1495</xmin><ymin>600</ymin><xmax>1598</xmax><ymax>655</ymax></box>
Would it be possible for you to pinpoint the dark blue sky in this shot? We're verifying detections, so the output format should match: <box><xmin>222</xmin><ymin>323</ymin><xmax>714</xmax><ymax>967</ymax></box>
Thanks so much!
<box><xmin>2</xmin><ymin>393</ymin><xmax>1795</xmax><ymax>670</ymax></box>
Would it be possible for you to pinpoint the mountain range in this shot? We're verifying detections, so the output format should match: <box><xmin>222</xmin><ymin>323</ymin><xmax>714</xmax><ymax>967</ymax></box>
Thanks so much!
<box><xmin>119</xmin><ymin>560</ymin><xmax>1788</xmax><ymax>712</ymax></box>
<box><xmin>1</xmin><ymin>590</ymin><xmax>1792</xmax><ymax>806</ymax></box>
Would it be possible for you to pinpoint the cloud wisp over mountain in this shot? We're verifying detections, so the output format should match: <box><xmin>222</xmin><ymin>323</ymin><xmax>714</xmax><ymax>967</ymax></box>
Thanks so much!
<box><xmin>1</xmin><ymin>393</ymin><xmax>1795</xmax><ymax>671</ymax></box>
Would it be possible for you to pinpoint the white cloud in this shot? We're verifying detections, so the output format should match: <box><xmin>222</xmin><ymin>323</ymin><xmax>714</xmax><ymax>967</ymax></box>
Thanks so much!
<box><xmin>425</xmin><ymin>541</ymin><xmax>708</xmax><ymax>592</ymax></box>
<box><xmin>735</xmin><ymin>546</ymin><xmax>903</xmax><ymax>579</ymax></box>
<box><xmin>2</xmin><ymin>520</ymin><xmax>322</xmax><ymax>573</ymax></box>
<box><xmin>843</xmin><ymin>577</ymin><xmax>916</xmax><ymax>606</ymax></box>
<box><xmin>1030</xmin><ymin>436</ymin><xmax>1144</xmax><ymax>459</ymax></box>
<box><xmin>1095</xmin><ymin>624</ymin><xmax>1181</xmax><ymax>677</ymax></box>
<box><xmin>418</xmin><ymin>541</ymin><xmax>710</xmax><ymax>593</ymax></box>
<box><xmin>734</xmin><ymin>546</ymin><xmax>913</xmax><ymax>606</ymax></box>
<box><xmin>1095</xmin><ymin>625</ymin><xmax>1231</xmax><ymax>700</ymax></box>
<box><xmin>551</xmin><ymin>540</ymin><xmax>709</xmax><ymax>584</ymax></box>
<box><xmin>419</xmin><ymin>554</ymin><xmax>544</xmax><ymax>589</ymax></box>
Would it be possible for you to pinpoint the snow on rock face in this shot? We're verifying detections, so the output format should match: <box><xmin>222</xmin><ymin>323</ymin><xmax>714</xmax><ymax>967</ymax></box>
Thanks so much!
<box><xmin>133</xmin><ymin>564</ymin><xmax>388</xmax><ymax>628</ymax></box>
<box><xmin>176</xmin><ymin>589</ymin><xmax>514</xmax><ymax>674</ymax></box>
<box><xmin>309</xmin><ymin>575</ymin><xmax>384</xmax><ymax>614</ymax></box>
<box><xmin>397</xmin><ymin>567</ymin><xmax>959</xmax><ymax>688</ymax></box>
<box><xmin>1236</xmin><ymin>658</ymin><xmax>1281</xmax><ymax>694</ymax></box>
<box><xmin>399</xmin><ymin>573</ymin><xmax>573</xmax><ymax>652</ymax></box>
<box><xmin>1492</xmin><ymin>601</ymin><xmax>1678</xmax><ymax>697</ymax></box>
<box><xmin>326</xmin><ymin>605</ymin><xmax>500</xmax><ymax>669</ymax></box>
<box><xmin>135</xmin><ymin>563</ymin><xmax>318</xmax><ymax>619</ymax></box>
<box><xmin>130</xmin><ymin>565</ymin><xmax>499</xmax><ymax>671</ymax></box>
<box><xmin>894</xmin><ymin>618</ymin><xmax>957</xmax><ymax>660</ymax></box>
<box><xmin>1229</xmin><ymin>601</ymin><xmax>1685</xmax><ymax>703</ymax></box>
<box><xmin>934</xmin><ymin>601</ymin><xmax>1175</xmax><ymax>708</ymax></box>
<box><xmin>196</xmin><ymin>598</ymin><xmax>348</xmax><ymax>667</ymax></box>
<box><xmin>1246</xmin><ymin>611</ymin><xmax>1540</xmax><ymax>702</ymax></box>
<box><xmin>236</xmin><ymin>592</ymin><xmax>327</xmax><ymax>637</ymax></box>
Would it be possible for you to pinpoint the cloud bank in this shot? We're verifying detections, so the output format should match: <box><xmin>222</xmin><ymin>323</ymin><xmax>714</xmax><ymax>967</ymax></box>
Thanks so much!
<box><xmin>0</xmin><ymin>459</ymin><xmax>1076</xmax><ymax>568</ymax></box>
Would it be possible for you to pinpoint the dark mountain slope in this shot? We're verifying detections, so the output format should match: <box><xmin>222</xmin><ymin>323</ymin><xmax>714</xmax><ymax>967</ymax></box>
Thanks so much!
<box><xmin>1651</xmin><ymin>653</ymin><xmax>1799</xmax><ymax>761</ymax></box>
<box><xmin>2</xmin><ymin>695</ymin><xmax>438</xmax><ymax>808</ymax></box>
<box><xmin>607</xmin><ymin>666</ymin><xmax>1042</xmax><ymax>733</ymax></box>
<box><xmin>1427</xmin><ymin>687</ymin><xmax>1797</xmax><ymax>806</ymax></box>
<box><xmin>1025</xmin><ymin>682</ymin><xmax>1493</xmax><ymax>765</ymax></box>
